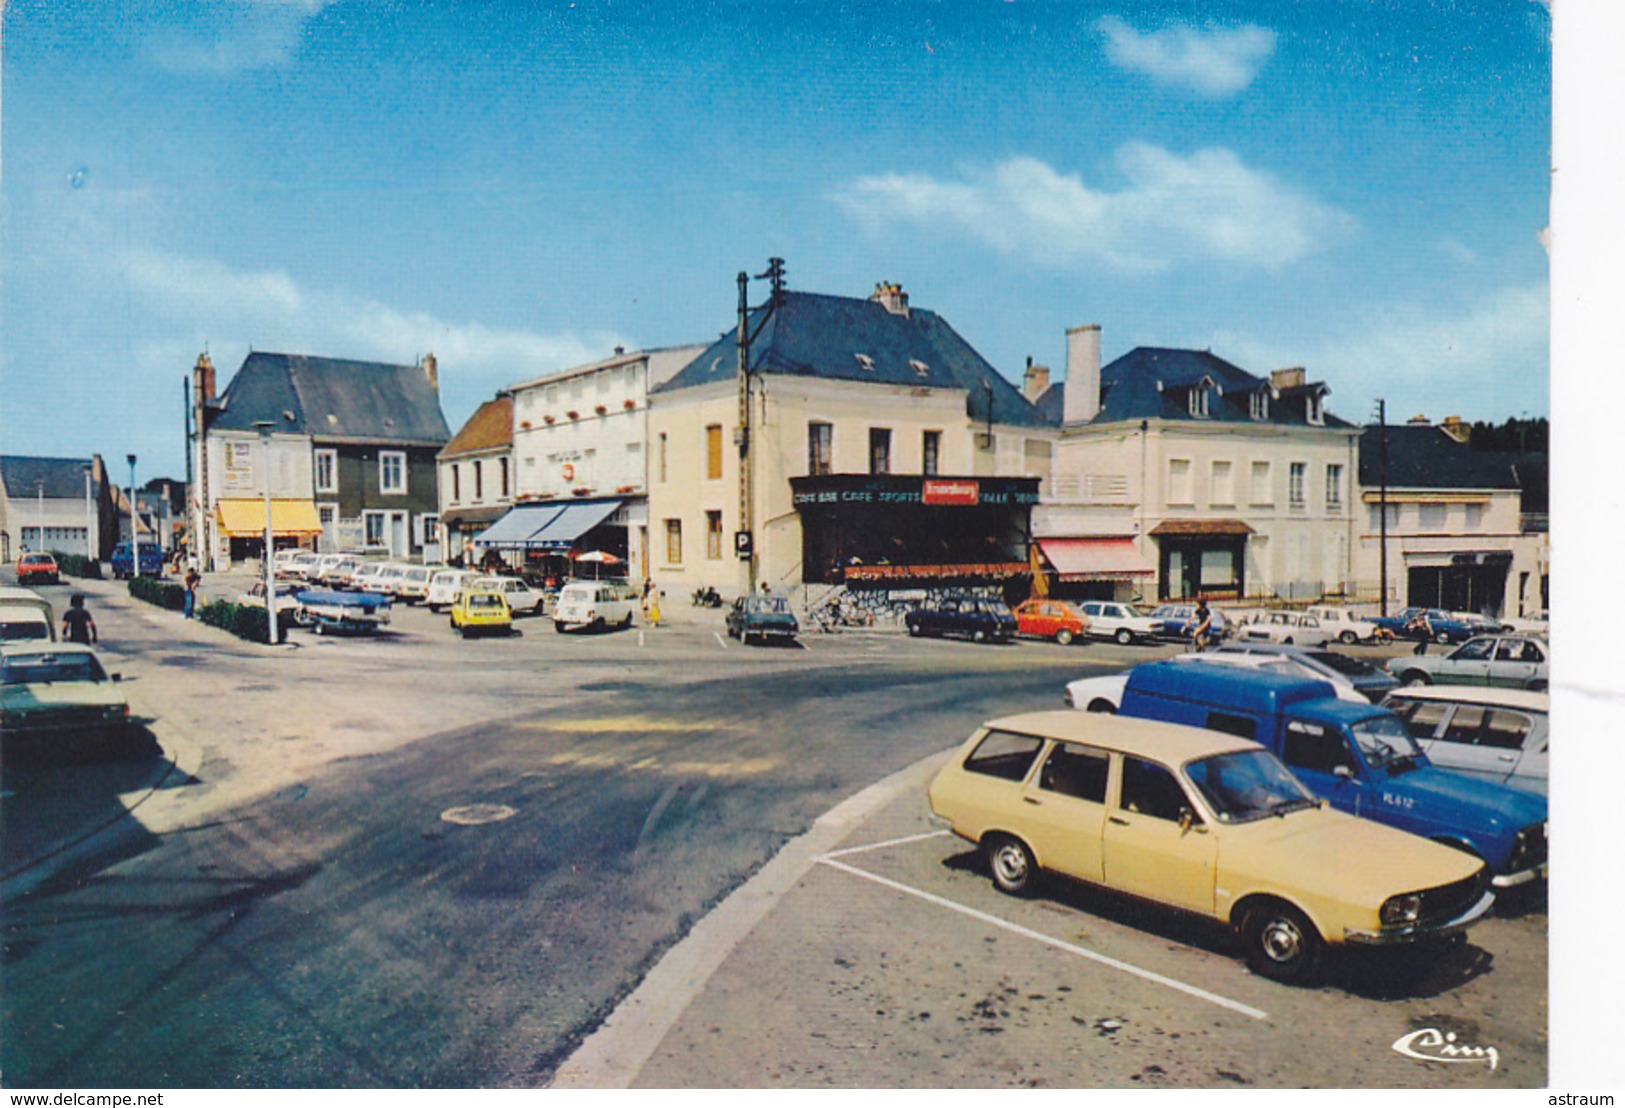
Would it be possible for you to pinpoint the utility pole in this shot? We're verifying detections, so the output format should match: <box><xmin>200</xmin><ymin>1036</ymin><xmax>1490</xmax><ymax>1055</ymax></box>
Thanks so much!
<box><xmin>1375</xmin><ymin>399</ymin><xmax>1389</xmax><ymax>618</ymax></box>
<box><xmin>734</xmin><ymin>257</ymin><xmax>786</xmax><ymax>595</ymax></box>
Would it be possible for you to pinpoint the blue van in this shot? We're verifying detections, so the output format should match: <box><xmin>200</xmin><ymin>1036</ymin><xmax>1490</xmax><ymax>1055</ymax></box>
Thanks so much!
<box><xmin>1116</xmin><ymin>660</ymin><xmax>1547</xmax><ymax>888</ymax></box>
<box><xmin>110</xmin><ymin>541</ymin><xmax>164</xmax><ymax>580</ymax></box>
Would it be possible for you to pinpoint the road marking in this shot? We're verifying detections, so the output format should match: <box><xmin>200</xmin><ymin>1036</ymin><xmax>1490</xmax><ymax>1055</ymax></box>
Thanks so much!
<box><xmin>817</xmin><ymin>829</ymin><xmax>950</xmax><ymax>860</ymax></box>
<box><xmin>713</xmin><ymin>631</ymin><xmax>728</xmax><ymax>649</ymax></box>
<box><xmin>638</xmin><ymin>630</ymin><xmax>645</xmax><ymax>647</ymax></box>
<box><xmin>815</xmin><ymin>855</ymin><xmax>1269</xmax><ymax>1022</ymax></box>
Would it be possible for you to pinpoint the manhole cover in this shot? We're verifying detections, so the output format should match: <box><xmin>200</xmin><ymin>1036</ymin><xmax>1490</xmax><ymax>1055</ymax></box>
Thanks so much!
<box><xmin>441</xmin><ymin>803</ymin><xmax>517</xmax><ymax>826</ymax></box>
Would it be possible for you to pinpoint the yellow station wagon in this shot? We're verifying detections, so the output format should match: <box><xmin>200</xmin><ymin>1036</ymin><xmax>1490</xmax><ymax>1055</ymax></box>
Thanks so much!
<box><xmin>927</xmin><ymin>710</ymin><xmax>1494</xmax><ymax>983</ymax></box>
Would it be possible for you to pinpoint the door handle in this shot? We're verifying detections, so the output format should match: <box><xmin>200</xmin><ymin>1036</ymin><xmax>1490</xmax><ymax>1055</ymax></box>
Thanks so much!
<box><xmin>1023</xmin><ymin>796</ymin><xmax>1042</xmax><ymax>805</ymax></box>
<box><xmin>1497</xmin><ymin>754</ymin><xmax>1517</xmax><ymax>763</ymax></box>
<box><xmin>1108</xmin><ymin>815</ymin><xmax>1130</xmax><ymax>826</ymax></box>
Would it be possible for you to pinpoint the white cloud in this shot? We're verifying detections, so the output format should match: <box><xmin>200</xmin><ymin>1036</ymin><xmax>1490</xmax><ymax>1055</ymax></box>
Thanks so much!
<box><xmin>1098</xmin><ymin>16</ymin><xmax>1277</xmax><ymax>98</ymax></box>
<box><xmin>831</xmin><ymin>145</ymin><xmax>1345</xmax><ymax>273</ymax></box>
<box><xmin>150</xmin><ymin>0</ymin><xmax>336</xmax><ymax>75</ymax></box>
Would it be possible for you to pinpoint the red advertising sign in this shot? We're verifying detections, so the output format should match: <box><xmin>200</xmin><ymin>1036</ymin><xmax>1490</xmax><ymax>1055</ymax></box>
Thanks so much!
<box><xmin>922</xmin><ymin>479</ymin><xmax>979</xmax><ymax>506</ymax></box>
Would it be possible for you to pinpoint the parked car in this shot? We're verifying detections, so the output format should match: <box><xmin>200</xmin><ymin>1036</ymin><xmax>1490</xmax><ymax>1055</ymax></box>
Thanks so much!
<box><xmin>1148</xmin><ymin>603</ymin><xmax>1232</xmax><ymax>643</ymax></box>
<box><xmin>0</xmin><ymin>607</ymin><xmax>55</xmax><ymax>643</ymax></box>
<box><xmin>0</xmin><ymin>587</ymin><xmax>55</xmax><ymax>641</ymax></box>
<box><xmin>449</xmin><ymin>589</ymin><xmax>513</xmax><ymax>638</ymax></box>
<box><xmin>1063</xmin><ymin>651</ymin><xmax>1370</xmax><ymax>714</ymax></box>
<box><xmin>726</xmin><ymin>594</ymin><xmax>800</xmax><ymax>644</ymax></box>
<box><xmin>1371</xmin><ymin>607</ymin><xmax>1477</xmax><ymax>645</ymax></box>
<box><xmin>470</xmin><ymin>575</ymin><xmax>544</xmax><ymax>616</ymax></box>
<box><xmin>16</xmin><ymin>552</ymin><xmax>60</xmax><ymax>586</ymax></box>
<box><xmin>364</xmin><ymin>563</ymin><xmax>410</xmax><ymax>596</ymax></box>
<box><xmin>317</xmin><ymin>556</ymin><xmax>367</xmax><ymax>588</ymax></box>
<box><xmin>393</xmin><ymin>566</ymin><xmax>437</xmax><ymax>604</ymax></box>
<box><xmin>425</xmin><ymin>569</ymin><xmax>480</xmax><ymax>612</ymax></box>
<box><xmin>1499</xmin><ymin>610</ymin><xmax>1549</xmax><ymax>637</ymax></box>
<box><xmin>348</xmin><ymin>561</ymin><xmax>396</xmax><ymax>594</ymax></box>
<box><xmin>1386</xmin><ymin>634</ymin><xmax>1549</xmax><ymax>691</ymax></box>
<box><xmin>310</xmin><ymin>553</ymin><xmax>349</xmax><ymax>583</ymax></box>
<box><xmin>274</xmin><ymin>550</ymin><xmax>322</xmax><ymax>580</ymax></box>
<box><xmin>927</xmin><ymin>710</ymin><xmax>1492</xmax><ymax>983</ymax></box>
<box><xmin>237</xmin><ymin>581</ymin><xmax>311</xmax><ymax>627</ymax></box>
<box><xmin>1303</xmin><ymin>605</ymin><xmax>1386</xmax><ymax>645</ymax></box>
<box><xmin>1</xmin><ymin>643</ymin><xmax>140</xmax><ymax>760</ymax></box>
<box><xmin>110</xmin><ymin>541</ymin><xmax>164</xmax><ymax>580</ymax></box>
<box><xmin>1012</xmin><ymin>599</ymin><xmax>1089</xmax><ymax>645</ymax></box>
<box><xmin>904</xmin><ymin>596</ymin><xmax>1017</xmax><ymax>643</ymax></box>
<box><xmin>1383</xmin><ymin>686</ymin><xmax>1549</xmax><ymax>796</ymax></box>
<box><xmin>1112</xmin><ymin>661</ymin><xmax>1547</xmax><ymax>888</ymax></box>
<box><xmin>1237</xmin><ymin>611</ymin><xmax>1334</xmax><ymax>648</ymax></box>
<box><xmin>553</xmin><ymin>579</ymin><xmax>639</xmax><ymax>632</ymax></box>
<box><xmin>1076</xmin><ymin>600</ymin><xmax>1161</xmax><ymax>645</ymax></box>
<box><xmin>1213</xmin><ymin>642</ymin><xmax>1399</xmax><ymax>702</ymax></box>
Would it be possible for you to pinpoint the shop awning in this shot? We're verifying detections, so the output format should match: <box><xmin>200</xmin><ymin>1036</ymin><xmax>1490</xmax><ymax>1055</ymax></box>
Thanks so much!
<box><xmin>1148</xmin><ymin>519</ymin><xmax>1256</xmax><ymax>537</ymax></box>
<box><xmin>472</xmin><ymin>504</ymin><xmax>567</xmax><ymax>548</ymax></box>
<box><xmin>442</xmin><ymin>504</ymin><xmax>510</xmax><ymax>528</ymax></box>
<box><xmin>1036</xmin><ymin>538</ymin><xmax>1156</xmax><ymax>581</ymax></box>
<box><xmin>527</xmin><ymin>500</ymin><xmax>622</xmax><ymax>551</ymax></box>
<box><xmin>215</xmin><ymin>498</ymin><xmax>323</xmax><ymax>537</ymax></box>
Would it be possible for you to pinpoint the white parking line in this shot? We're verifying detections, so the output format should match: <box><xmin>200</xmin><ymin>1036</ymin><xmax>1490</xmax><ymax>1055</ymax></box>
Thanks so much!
<box><xmin>817</xmin><ymin>829</ymin><xmax>950</xmax><ymax>860</ymax></box>
<box><xmin>713</xmin><ymin>631</ymin><xmax>728</xmax><ymax>649</ymax></box>
<box><xmin>815</xmin><ymin>855</ymin><xmax>1268</xmax><ymax>1021</ymax></box>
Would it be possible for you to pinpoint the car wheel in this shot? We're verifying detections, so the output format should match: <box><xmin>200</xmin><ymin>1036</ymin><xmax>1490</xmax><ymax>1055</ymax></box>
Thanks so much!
<box><xmin>1435</xmin><ymin>630</ymin><xmax>1451</xmax><ymax>644</ymax></box>
<box><xmin>1339</xmin><ymin>630</ymin><xmax>1359</xmax><ymax>645</ymax></box>
<box><xmin>1401</xmin><ymin>670</ymin><xmax>1432</xmax><ymax>686</ymax></box>
<box><xmin>1282</xmin><ymin>637</ymin><xmax>1294</xmax><ymax>645</ymax></box>
<box><xmin>1086</xmin><ymin>699</ymin><xmax>1117</xmax><ymax>714</ymax></box>
<box><xmin>1115</xmin><ymin>628</ymin><xmax>1133</xmax><ymax>646</ymax></box>
<box><xmin>554</xmin><ymin>621</ymin><xmax>566</xmax><ymax>633</ymax></box>
<box><xmin>972</xmin><ymin>628</ymin><xmax>987</xmax><ymax>643</ymax></box>
<box><xmin>907</xmin><ymin>622</ymin><xmax>921</xmax><ymax>637</ymax></box>
<box><xmin>985</xmin><ymin>835</ymin><xmax>1038</xmax><ymax>897</ymax></box>
<box><xmin>1056</xmin><ymin>629</ymin><xmax>1074</xmax><ymax>646</ymax></box>
<box><xmin>1241</xmin><ymin>901</ymin><xmax>1322</xmax><ymax>984</ymax></box>
<box><xmin>313</xmin><ymin>622</ymin><xmax>325</xmax><ymax>636</ymax></box>
<box><xmin>1527</xmin><ymin>678</ymin><xmax>1548</xmax><ymax>692</ymax></box>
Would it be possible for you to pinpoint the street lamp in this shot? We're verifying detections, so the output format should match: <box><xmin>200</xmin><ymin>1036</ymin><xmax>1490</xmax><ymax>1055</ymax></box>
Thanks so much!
<box><xmin>254</xmin><ymin>422</ymin><xmax>278</xmax><ymax>644</ymax></box>
<box><xmin>83</xmin><ymin>465</ymin><xmax>94</xmax><ymax>562</ymax></box>
<box><xmin>126</xmin><ymin>454</ymin><xmax>138</xmax><ymax>553</ymax></box>
<box><xmin>36</xmin><ymin>481</ymin><xmax>46</xmax><ymax>554</ymax></box>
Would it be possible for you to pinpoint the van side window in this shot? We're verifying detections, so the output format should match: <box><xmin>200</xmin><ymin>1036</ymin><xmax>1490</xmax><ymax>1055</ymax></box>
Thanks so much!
<box><xmin>962</xmin><ymin>730</ymin><xmax>1044</xmax><ymax>783</ymax></box>
<box><xmin>1119</xmin><ymin>757</ymin><xmax>1191</xmax><ymax>822</ymax></box>
<box><xmin>1037</xmin><ymin>743</ymin><xmax>1109</xmax><ymax>803</ymax></box>
<box><xmin>1204</xmin><ymin>711</ymin><xmax>1257</xmax><ymax>742</ymax></box>
<box><xmin>1281</xmin><ymin>720</ymin><xmax>1356</xmax><ymax>776</ymax></box>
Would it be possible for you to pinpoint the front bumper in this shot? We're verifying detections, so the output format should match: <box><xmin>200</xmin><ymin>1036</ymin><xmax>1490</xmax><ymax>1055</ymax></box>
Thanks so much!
<box><xmin>1344</xmin><ymin>890</ymin><xmax>1496</xmax><ymax>945</ymax></box>
<box><xmin>1491</xmin><ymin>862</ymin><xmax>1549</xmax><ymax>889</ymax></box>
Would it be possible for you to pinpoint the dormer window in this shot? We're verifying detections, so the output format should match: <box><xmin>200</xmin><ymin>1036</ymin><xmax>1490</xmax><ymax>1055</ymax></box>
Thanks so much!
<box><xmin>854</xmin><ymin>353</ymin><xmax>875</xmax><ymax>371</ymax></box>
<box><xmin>1188</xmin><ymin>384</ymin><xmax>1210</xmax><ymax>418</ymax></box>
<box><xmin>1250</xmin><ymin>390</ymin><xmax>1270</xmax><ymax>420</ymax></box>
<box><xmin>1307</xmin><ymin>393</ymin><xmax>1324</xmax><ymax>425</ymax></box>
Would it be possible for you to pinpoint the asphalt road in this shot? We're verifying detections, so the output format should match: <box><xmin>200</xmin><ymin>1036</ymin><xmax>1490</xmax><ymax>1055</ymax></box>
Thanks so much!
<box><xmin>2</xmin><ymin>577</ymin><xmax>1140</xmax><ymax>1087</ymax></box>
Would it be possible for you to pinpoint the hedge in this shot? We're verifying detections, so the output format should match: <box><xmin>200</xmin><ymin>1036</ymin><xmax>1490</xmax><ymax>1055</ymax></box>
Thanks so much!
<box><xmin>197</xmin><ymin>599</ymin><xmax>287</xmax><ymax>644</ymax></box>
<box><xmin>50</xmin><ymin>551</ymin><xmax>103</xmax><ymax>579</ymax></box>
<box><xmin>129</xmin><ymin>575</ymin><xmax>187</xmax><ymax>611</ymax></box>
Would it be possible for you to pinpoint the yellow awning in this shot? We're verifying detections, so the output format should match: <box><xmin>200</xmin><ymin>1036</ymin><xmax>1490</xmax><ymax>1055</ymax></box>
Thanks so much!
<box><xmin>215</xmin><ymin>498</ymin><xmax>324</xmax><ymax>537</ymax></box>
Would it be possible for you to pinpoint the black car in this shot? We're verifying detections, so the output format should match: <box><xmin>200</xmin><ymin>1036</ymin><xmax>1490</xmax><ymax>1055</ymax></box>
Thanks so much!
<box><xmin>1211</xmin><ymin>641</ymin><xmax>1400</xmax><ymax>702</ymax></box>
<box><xmin>904</xmin><ymin>597</ymin><xmax>1017</xmax><ymax>643</ymax></box>
<box><xmin>725</xmin><ymin>594</ymin><xmax>799</xmax><ymax>645</ymax></box>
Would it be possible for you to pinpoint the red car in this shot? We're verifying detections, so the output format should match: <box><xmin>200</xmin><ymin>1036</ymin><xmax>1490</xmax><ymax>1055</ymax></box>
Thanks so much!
<box><xmin>16</xmin><ymin>552</ymin><xmax>60</xmax><ymax>586</ymax></box>
<box><xmin>1013</xmin><ymin>599</ymin><xmax>1090</xmax><ymax>645</ymax></box>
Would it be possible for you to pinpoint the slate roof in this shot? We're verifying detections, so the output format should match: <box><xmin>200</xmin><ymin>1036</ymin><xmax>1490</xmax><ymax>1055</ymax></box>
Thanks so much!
<box><xmin>212</xmin><ymin>352</ymin><xmax>451</xmax><ymax>445</ymax></box>
<box><xmin>1358</xmin><ymin>424</ymin><xmax>1520</xmax><ymax>490</ymax></box>
<box><xmin>1040</xmin><ymin>347</ymin><xmax>1353</xmax><ymax>428</ymax></box>
<box><xmin>441</xmin><ymin>396</ymin><xmax>513</xmax><ymax>459</ymax></box>
<box><xmin>655</xmin><ymin>291</ymin><xmax>1049</xmax><ymax>428</ymax></box>
<box><xmin>0</xmin><ymin>456</ymin><xmax>97</xmax><ymax>499</ymax></box>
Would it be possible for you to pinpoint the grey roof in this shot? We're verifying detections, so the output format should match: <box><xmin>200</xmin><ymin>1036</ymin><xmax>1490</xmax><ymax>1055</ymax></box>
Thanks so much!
<box><xmin>212</xmin><ymin>352</ymin><xmax>451</xmax><ymax>445</ymax></box>
<box><xmin>1358</xmin><ymin>425</ymin><xmax>1519</xmax><ymax>490</ymax></box>
<box><xmin>0</xmin><ymin>456</ymin><xmax>97</xmax><ymax>499</ymax></box>
<box><xmin>655</xmin><ymin>291</ymin><xmax>1049</xmax><ymax>428</ymax></box>
<box><xmin>1044</xmin><ymin>347</ymin><xmax>1352</xmax><ymax>428</ymax></box>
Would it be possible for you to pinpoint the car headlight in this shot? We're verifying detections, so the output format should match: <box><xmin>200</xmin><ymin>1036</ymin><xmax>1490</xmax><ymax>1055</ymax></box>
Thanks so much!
<box><xmin>1380</xmin><ymin>893</ymin><xmax>1423</xmax><ymax>926</ymax></box>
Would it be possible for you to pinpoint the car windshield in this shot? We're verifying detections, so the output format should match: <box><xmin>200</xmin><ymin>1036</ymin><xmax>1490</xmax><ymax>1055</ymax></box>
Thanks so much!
<box><xmin>1350</xmin><ymin>714</ymin><xmax>1425</xmax><ymax>768</ymax></box>
<box><xmin>749</xmin><ymin>597</ymin><xmax>790</xmax><ymax>612</ymax></box>
<box><xmin>1303</xmin><ymin>651</ymin><xmax>1380</xmax><ymax>677</ymax></box>
<box><xmin>1185</xmin><ymin>751</ymin><xmax>1317</xmax><ymax>823</ymax></box>
<box><xmin>2</xmin><ymin>652</ymin><xmax>107</xmax><ymax>685</ymax></box>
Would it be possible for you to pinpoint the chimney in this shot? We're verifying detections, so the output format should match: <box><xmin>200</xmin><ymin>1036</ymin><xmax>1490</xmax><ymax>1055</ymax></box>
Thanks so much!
<box><xmin>871</xmin><ymin>281</ymin><xmax>909</xmax><ymax>316</ymax></box>
<box><xmin>1439</xmin><ymin>415</ymin><xmax>1471</xmax><ymax>443</ymax></box>
<box><xmin>193</xmin><ymin>352</ymin><xmax>216</xmax><ymax>404</ymax></box>
<box><xmin>1063</xmin><ymin>324</ymin><xmax>1101</xmax><ymax>424</ymax></box>
<box><xmin>421</xmin><ymin>351</ymin><xmax>439</xmax><ymax>392</ymax></box>
<box><xmin>1407</xmin><ymin>413</ymin><xmax>1431</xmax><ymax>426</ymax></box>
<box><xmin>1269</xmin><ymin>366</ymin><xmax>1305</xmax><ymax>391</ymax></box>
<box><xmin>1022</xmin><ymin>357</ymin><xmax>1051</xmax><ymax>402</ymax></box>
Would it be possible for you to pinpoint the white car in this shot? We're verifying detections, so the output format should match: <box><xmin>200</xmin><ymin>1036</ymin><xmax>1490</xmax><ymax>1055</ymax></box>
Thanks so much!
<box><xmin>471</xmin><ymin>575</ymin><xmax>544</xmax><ymax>616</ymax></box>
<box><xmin>1064</xmin><ymin>652</ymin><xmax>1369</xmax><ymax>713</ymax></box>
<box><xmin>394</xmin><ymin>565</ymin><xmax>436</xmax><ymax>604</ymax></box>
<box><xmin>1238</xmin><ymin>611</ymin><xmax>1336</xmax><ymax>648</ymax></box>
<box><xmin>274</xmin><ymin>550</ymin><xmax>321</xmax><ymax>580</ymax></box>
<box><xmin>350</xmin><ymin>562</ymin><xmax>400</xmax><ymax>594</ymax></box>
<box><xmin>1499</xmin><ymin>610</ymin><xmax>1549</xmax><ymax>637</ymax></box>
<box><xmin>1076</xmin><ymin>601</ymin><xmax>1161</xmax><ymax>645</ymax></box>
<box><xmin>1382</xmin><ymin>686</ymin><xmax>1549</xmax><ymax>796</ymax></box>
<box><xmin>553</xmin><ymin>579</ymin><xmax>638</xmax><ymax>631</ymax></box>
<box><xmin>1303</xmin><ymin>605</ymin><xmax>1383</xmax><ymax>645</ymax></box>
<box><xmin>425</xmin><ymin>569</ymin><xmax>480</xmax><ymax>611</ymax></box>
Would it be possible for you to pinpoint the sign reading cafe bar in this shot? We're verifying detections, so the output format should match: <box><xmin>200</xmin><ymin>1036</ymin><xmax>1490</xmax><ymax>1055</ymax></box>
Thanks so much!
<box><xmin>792</xmin><ymin>476</ymin><xmax>1039</xmax><ymax>508</ymax></box>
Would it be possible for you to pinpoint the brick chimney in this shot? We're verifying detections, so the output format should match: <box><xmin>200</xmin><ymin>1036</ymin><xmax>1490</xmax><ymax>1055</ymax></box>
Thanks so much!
<box><xmin>1022</xmin><ymin>357</ymin><xmax>1051</xmax><ymax>402</ymax></box>
<box><xmin>193</xmin><ymin>352</ymin><xmax>216</xmax><ymax>404</ymax></box>
<box><xmin>1439</xmin><ymin>415</ymin><xmax>1471</xmax><ymax>443</ymax></box>
<box><xmin>1063</xmin><ymin>324</ymin><xmax>1101</xmax><ymax>424</ymax></box>
<box><xmin>1269</xmin><ymin>366</ymin><xmax>1306</xmax><ymax>390</ymax></box>
<box><xmin>421</xmin><ymin>352</ymin><xmax>439</xmax><ymax>392</ymax></box>
<box><xmin>871</xmin><ymin>281</ymin><xmax>909</xmax><ymax>316</ymax></box>
<box><xmin>1407</xmin><ymin>414</ymin><xmax>1431</xmax><ymax>426</ymax></box>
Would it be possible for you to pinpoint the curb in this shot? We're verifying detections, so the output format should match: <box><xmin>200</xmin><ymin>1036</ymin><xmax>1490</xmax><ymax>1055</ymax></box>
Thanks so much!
<box><xmin>549</xmin><ymin>745</ymin><xmax>954</xmax><ymax>1089</ymax></box>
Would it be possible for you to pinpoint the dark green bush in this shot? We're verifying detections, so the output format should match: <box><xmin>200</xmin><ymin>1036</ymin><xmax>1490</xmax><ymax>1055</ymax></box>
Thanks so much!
<box><xmin>197</xmin><ymin>600</ymin><xmax>286</xmax><ymax>644</ymax></box>
<box><xmin>50</xmin><ymin>551</ymin><xmax>103</xmax><ymax>579</ymax></box>
<box><xmin>129</xmin><ymin>575</ymin><xmax>186</xmax><ymax>611</ymax></box>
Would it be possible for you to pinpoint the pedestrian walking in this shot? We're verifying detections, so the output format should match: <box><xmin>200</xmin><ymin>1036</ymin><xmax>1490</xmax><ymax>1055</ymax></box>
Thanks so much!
<box><xmin>183</xmin><ymin>566</ymin><xmax>201</xmax><ymax>619</ymax></box>
<box><xmin>1405</xmin><ymin>609</ymin><xmax>1432</xmax><ymax>655</ymax></box>
<box><xmin>1191</xmin><ymin>598</ymin><xmax>1214</xmax><ymax>652</ymax></box>
<box><xmin>648</xmin><ymin>588</ymin><xmax>662</xmax><ymax>627</ymax></box>
<box><xmin>62</xmin><ymin>594</ymin><xmax>98</xmax><ymax>645</ymax></box>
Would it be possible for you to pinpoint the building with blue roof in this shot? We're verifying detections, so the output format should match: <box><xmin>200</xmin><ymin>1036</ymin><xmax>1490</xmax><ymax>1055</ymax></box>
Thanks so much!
<box><xmin>0</xmin><ymin>454</ymin><xmax>119</xmax><ymax>563</ymax></box>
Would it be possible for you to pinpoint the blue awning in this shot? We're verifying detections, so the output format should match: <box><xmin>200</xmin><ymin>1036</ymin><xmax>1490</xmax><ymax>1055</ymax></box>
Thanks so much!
<box><xmin>527</xmin><ymin>500</ymin><xmax>622</xmax><ymax>551</ymax></box>
<box><xmin>472</xmin><ymin>505</ymin><xmax>566</xmax><ymax>548</ymax></box>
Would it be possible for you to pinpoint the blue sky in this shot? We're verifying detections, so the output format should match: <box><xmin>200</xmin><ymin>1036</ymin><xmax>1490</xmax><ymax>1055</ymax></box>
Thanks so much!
<box><xmin>2</xmin><ymin>0</ymin><xmax>1553</xmax><ymax>478</ymax></box>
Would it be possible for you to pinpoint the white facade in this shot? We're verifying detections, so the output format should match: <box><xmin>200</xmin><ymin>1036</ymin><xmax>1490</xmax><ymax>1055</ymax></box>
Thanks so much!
<box><xmin>198</xmin><ymin>431</ymin><xmax>316</xmax><ymax>569</ymax></box>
